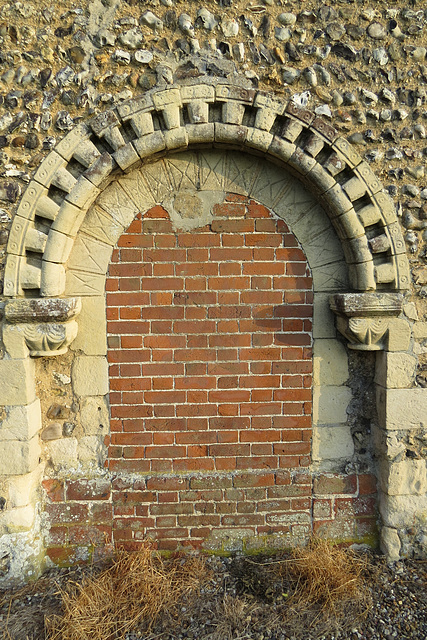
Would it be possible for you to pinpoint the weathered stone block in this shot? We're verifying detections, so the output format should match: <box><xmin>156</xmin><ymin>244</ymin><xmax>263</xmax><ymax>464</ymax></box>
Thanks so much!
<box><xmin>380</xmin><ymin>494</ymin><xmax>427</xmax><ymax>529</ymax></box>
<box><xmin>413</xmin><ymin>322</ymin><xmax>427</xmax><ymax>340</ymax></box>
<box><xmin>0</xmin><ymin>400</ymin><xmax>41</xmax><ymax>441</ymax></box>
<box><xmin>380</xmin><ymin>526</ymin><xmax>401</xmax><ymax>561</ymax></box>
<box><xmin>70</xmin><ymin>297</ymin><xmax>107</xmax><ymax>356</ymax></box>
<box><xmin>312</xmin><ymin>385</ymin><xmax>352</xmax><ymax>424</ymax></box>
<box><xmin>313</xmin><ymin>339</ymin><xmax>348</xmax><ymax>386</ymax></box>
<box><xmin>46</xmin><ymin>437</ymin><xmax>78</xmax><ymax>470</ymax></box>
<box><xmin>377</xmin><ymin>387</ymin><xmax>427</xmax><ymax>430</ymax></box>
<box><xmin>380</xmin><ymin>460</ymin><xmax>427</xmax><ymax>496</ymax></box>
<box><xmin>375</xmin><ymin>352</ymin><xmax>417</xmax><ymax>389</ymax></box>
<box><xmin>72</xmin><ymin>356</ymin><xmax>108</xmax><ymax>397</ymax></box>
<box><xmin>4</xmin><ymin>466</ymin><xmax>43</xmax><ymax>508</ymax></box>
<box><xmin>80</xmin><ymin>396</ymin><xmax>109</xmax><ymax>436</ymax></box>
<box><xmin>78</xmin><ymin>435</ymin><xmax>105</xmax><ymax>466</ymax></box>
<box><xmin>313</xmin><ymin>295</ymin><xmax>337</xmax><ymax>339</ymax></box>
<box><xmin>312</xmin><ymin>425</ymin><xmax>354</xmax><ymax>461</ymax></box>
<box><xmin>0</xmin><ymin>504</ymin><xmax>36</xmax><ymax>534</ymax></box>
<box><xmin>1</xmin><ymin>437</ymin><xmax>41</xmax><ymax>475</ymax></box>
<box><xmin>0</xmin><ymin>359</ymin><xmax>35</xmax><ymax>406</ymax></box>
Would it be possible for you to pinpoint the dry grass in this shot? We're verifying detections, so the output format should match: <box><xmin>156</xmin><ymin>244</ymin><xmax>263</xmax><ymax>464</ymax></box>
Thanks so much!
<box><xmin>211</xmin><ymin>594</ymin><xmax>261</xmax><ymax>640</ymax></box>
<box><xmin>229</xmin><ymin>536</ymin><xmax>372</xmax><ymax>639</ymax></box>
<box><xmin>284</xmin><ymin>537</ymin><xmax>371</xmax><ymax>615</ymax></box>
<box><xmin>45</xmin><ymin>542</ymin><xmax>209</xmax><ymax>640</ymax></box>
<box><xmin>1</xmin><ymin>537</ymin><xmax>374</xmax><ymax>640</ymax></box>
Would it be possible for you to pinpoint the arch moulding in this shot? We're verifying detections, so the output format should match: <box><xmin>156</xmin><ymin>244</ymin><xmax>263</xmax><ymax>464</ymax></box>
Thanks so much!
<box><xmin>0</xmin><ymin>78</ymin><xmax>418</xmax><ymax>581</ymax></box>
<box><xmin>3</xmin><ymin>78</ymin><xmax>411</xmax><ymax>355</ymax></box>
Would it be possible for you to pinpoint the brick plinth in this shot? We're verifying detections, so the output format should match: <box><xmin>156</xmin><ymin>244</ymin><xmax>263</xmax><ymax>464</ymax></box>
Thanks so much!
<box><xmin>41</xmin><ymin>471</ymin><xmax>378</xmax><ymax>559</ymax></box>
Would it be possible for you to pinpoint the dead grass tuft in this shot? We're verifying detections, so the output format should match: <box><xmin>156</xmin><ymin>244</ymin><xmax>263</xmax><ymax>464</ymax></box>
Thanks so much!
<box><xmin>45</xmin><ymin>542</ymin><xmax>209</xmax><ymax>640</ymax></box>
<box><xmin>284</xmin><ymin>536</ymin><xmax>370</xmax><ymax>615</ymax></box>
<box><xmin>211</xmin><ymin>594</ymin><xmax>261</xmax><ymax>640</ymax></box>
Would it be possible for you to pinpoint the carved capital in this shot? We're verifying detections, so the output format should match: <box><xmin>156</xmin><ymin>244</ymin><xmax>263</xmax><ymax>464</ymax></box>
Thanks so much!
<box><xmin>335</xmin><ymin>315</ymin><xmax>389</xmax><ymax>350</ymax></box>
<box><xmin>330</xmin><ymin>293</ymin><xmax>407</xmax><ymax>351</ymax></box>
<box><xmin>2</xmin><ymin>298</ymin><xmax>81</xmax><ymax>358</ymax></box>
<box><xmin>23</xmin><ymin>321</ymin><xmax>78</xmax><ymax>356</ymax></box>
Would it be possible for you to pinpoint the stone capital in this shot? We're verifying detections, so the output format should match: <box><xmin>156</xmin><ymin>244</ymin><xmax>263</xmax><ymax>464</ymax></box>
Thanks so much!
<box><xmin>330</xmin><ymin>293</ymin><xmax>407</xmax><ymax>351</ymax></box>
<box><xmin>2</xmin><ymin>297</ymin><xmax>81</xmax><ymax>358</ymax></box>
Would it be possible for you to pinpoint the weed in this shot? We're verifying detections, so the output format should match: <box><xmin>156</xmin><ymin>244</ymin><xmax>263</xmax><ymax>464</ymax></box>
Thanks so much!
<box><xmin>45</xmin><ymin>542</ymin><xmax>209</xmax><ymax>640</ymax></box>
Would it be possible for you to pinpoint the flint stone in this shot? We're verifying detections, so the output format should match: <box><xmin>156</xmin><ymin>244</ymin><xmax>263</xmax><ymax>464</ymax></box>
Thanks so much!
<box><xmin>373</xmin><ymin>48</ymin><xmax>389</xmax><ymax>65</ymax></box>
<box><xmin>282</xmin><ymin>67</ymin><xmax>300</xmax><ymax>84</ymax></box>
<box><xmin>367</xmin><ymin>22</ymin><xmax>386</xmax><ymax>39</ymax></box>
<box><xmin>196</xmin><ymin>8</ymin><xmax>217</xmax><ymax>31</ymax></box>
<box><xmin>221</xmin><ymin>19</ymin><xmax>239</xmax><ymax>38</ymax></box>
<box><xmin>178</xmin><ymin>14</ymin><xmax>194</xmax><ymax>36</ymax></box>
<box><xmin>134</xmin><ymin>50</ymin><xmax>153</xmax><ymax>64</ymax></box>
<box><xmin>119</xmin><ymin>28</ymin><xmax>145</xmax><ymax>49</ymax></box>
<box><xmin>114</xmin><ymin>49</ymin><xmax>131</xmax><ymax>65</ymax></box>
<box><xmin>326</xmin><ymin>22</ymin><xmax>346</xmax><ymax>41</ymax></box>
<box><xmin>140</xmin><ymin>11</ymin><xmax>163</xmax><ymax>32</ymax></box>
<box><xmin>278</xmin><ymin>12</ymin><xmax>296</xmax><ymax>26</ymax></box>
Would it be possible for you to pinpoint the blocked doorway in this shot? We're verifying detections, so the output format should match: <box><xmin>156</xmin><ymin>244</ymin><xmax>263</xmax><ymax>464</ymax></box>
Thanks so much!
<box><xmin>106</xmin><ymin>194</ymin><xmax>314</xmax><ymax>551</ymax></box>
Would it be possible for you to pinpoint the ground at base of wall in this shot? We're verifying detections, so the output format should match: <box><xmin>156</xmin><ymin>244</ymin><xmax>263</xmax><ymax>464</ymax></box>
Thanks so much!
<box><xmin>0</xmin><ymin>548</ymin><xmax>425</xmax><ymax>640</ymax></box>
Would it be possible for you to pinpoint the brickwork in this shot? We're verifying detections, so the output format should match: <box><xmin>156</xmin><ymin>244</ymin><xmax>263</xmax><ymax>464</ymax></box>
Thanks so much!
<box><xmin>101</xmin><ymin>196</ymin><xmax>313</xmax><ymax>549</ymax></box>
<box><xmin>41</xmin><ymin>470</ymin><xmax>378</xmax><ymax>559</ymax></box>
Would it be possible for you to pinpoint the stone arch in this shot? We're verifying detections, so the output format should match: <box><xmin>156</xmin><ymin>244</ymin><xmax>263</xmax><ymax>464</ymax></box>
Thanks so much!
<box><xmin>4</xmin><ymin>79</ymin><xmax>409</xmax><ymax>300</ymax></box>
<box><xmin>0</xmin><ymin>79</ymin><xmax>418</xmax><ymax>582</ymax></box>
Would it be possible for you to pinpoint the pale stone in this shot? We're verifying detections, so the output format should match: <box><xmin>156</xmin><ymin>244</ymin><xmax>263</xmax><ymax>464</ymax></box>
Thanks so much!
<box><xmin>380</xmin><ymin>460</ymin><xmax>427</xmax><ymax>496</ymax></box>
<box><xmin>80</xmin><ymin>396</ymin><xmax>109</xmax><ymax>436</ymax></box>
<box><xmin>312</xmin><ymin>424</ymin><xmax>354</xmax><ymax>461</ymax></box>
<box><xmin>66</xmin><ymin>176</ymin><xmax>100</xmax><ymax>210</ymax></box>
<box><xmin>79</xmin><ymin>205</ymin><xmax>125</xmax><ymax>247</ymax></box>
<box><xmin>380</xmin><ymin>494</ymin><xmax>427</xmax><ymax>528</ymax></box>
<box><xmin>313</xmin><ymin>339</ymin><xmax>349</xmax><ymax>386</ymax></box>
<box><xmin>0</xmin><ymin>524</ymin><xmax>44</xmax><ymax>588</ymax></box>
<box><xmin>1</xmin><ymin>437</ymin><xmax>41</xmax><ymax>475</ymax></box>
<box><xmin>2</xmin><ymin>325</ymin><xmax>29</xmax><ymax>359</ymax></box>
<box><xmin>387</xmin><ymin>318</ymin><xmax>411</xmax><ymax>352</ymax></box>
<box><xmin>311</xmin><ymin>261</ymin><xmax>349</xmax><ymax>292</ymax></box>
<box><xmin>375</xmin><ymin>352</ymin><xmax>417</xmax><ymax>389</ymax></box>
<box><xmin>67</xmin><ymin>233</ymin><xmax>113</xmax><ymax>275</ymax></box>
<box><xmin>96</xmin><ymin>181</ymin><xmax>141</xmax><ymax>230</ymax></box>
<box><xmin>0</xmin><ymin>400</ymin><xmax>41</xmax><ymax>441</ymax></box>
<box><xmin>70</xmin><ymin>296</ymin><xmax>107</xmax><ymax>356</ymax></box>
<box><xmin>65</xmin><ymin>269</ymin><xmax>105</xmax><ymax>296</ymax></box>
<box><xmin>0</xmin><ymin>505</ymin><xmax>35</xmax><ymax>533</ymax></box>
<box><xmin>292</xmin><ymin>214</ymin><xmax>345</xmax><ymax>272</ymax></box>
<box><xmin>5</xmin><ymin>466</ymin><xmax>43</xmax><ymax>508</ymax></box>
<box><xmin>413</xmin><ymin>322</ymin><xmax>427</xmax><ymax>340</ymax></box>
<box><xmin>40</xmin><ymin>262</ymin><xmax>66</xmax><ymax>297</ymax></box>
<box><xmin>72</xmin><ymin>356</ymin><xmax>109</xmax><ymax>397</ymax></box>
<box><xmin>47</xmin><ymin>437</ymin><xmax>78</xmax><ymax>469</ymax></box>
<box><xmin>163</xmin><ymin>156</ymin><xmax>198</xmax><ymax>194</ymax></box>
<box><xmin>380</xmin><ymin>526</ymin><xmax>401</xmax><ymax>561</ymax></box>
<box><xmin>313</xmin><ymin>294</ymin><xmax>337</xmax><ymax>339</ymax></box>
<box><xmin>0</xmin><ymin>359</ymin><xmax>35</xmax><ymax>406</ymax></box>
<box><xmin>78</xmin><ymin>435</ymin><xmax>105</xmax><ymax>466</ymax></box>
<box><xmin>377</xmin><ymin>387</ymin><xmax>427</xmax><ymax>430</ymax></box>
<box><xmin>249</xmin><ymin>162</ymin><xmax>292</xmax><ymax>210</ymax></box>
<box><xmin>312</xmin><ymin>386</ymin><xmax>352</xmax><ymax>424</ymax></box>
